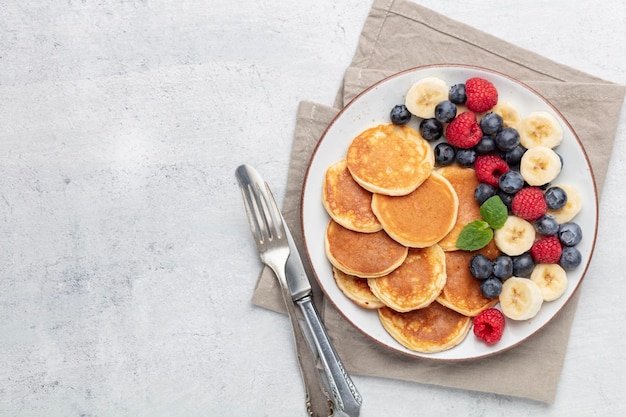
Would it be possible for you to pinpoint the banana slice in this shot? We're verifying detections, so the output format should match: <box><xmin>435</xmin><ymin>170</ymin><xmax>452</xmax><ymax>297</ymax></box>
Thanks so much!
<box><xmin>493</xmin><ymin>216</ymin><xmax>536</xmax><ymax>256</ymax></box>
<box><xmin>547</xmin><ymin>184</ymin><xmax>582</xmax><ymax>223</ymax></box>
<box><xmin>519</xmin><ymin>111</ymin><xmax>564</xmax><ymax>149</ymax></box>
<box><xmin>520</xmin><ymin>145</ymin><xmax>562</xmax><ymax>186</ymax></box>
<box><xmin>491</xmin><ymin>101</ymin><xmax>522</xmax><ymax>131</ymax></box>
<box><xmin>405</xmin><ymin>77</ymin><xmax>448</xmax><ymax>119</ymax></box>
<box><xmin>530</xmin><ymin>263</ymin><xmax>568</xmax><ymax>302</ymax></box>
<box><xmin>499</xmin><ymin>277</ymin><xmax>544</xmax><ymax>320</ymax></box>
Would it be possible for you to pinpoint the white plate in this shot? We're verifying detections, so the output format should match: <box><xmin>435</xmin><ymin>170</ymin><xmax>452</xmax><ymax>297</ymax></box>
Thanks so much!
<box><xmin>301</xmin><ymin>64</ymin><xmax>598</xmax><ymax>361</ymax></box>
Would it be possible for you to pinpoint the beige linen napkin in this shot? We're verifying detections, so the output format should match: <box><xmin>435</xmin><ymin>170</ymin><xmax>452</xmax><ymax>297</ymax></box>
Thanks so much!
<box><xmin>252</xmin><ymin>0</ymin><xmax>625</xmax><ymax>404</ymax></box>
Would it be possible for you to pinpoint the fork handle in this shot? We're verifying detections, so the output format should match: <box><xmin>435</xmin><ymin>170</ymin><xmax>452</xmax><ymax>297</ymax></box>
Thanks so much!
<box><xmin>296</xmin><ymin>295</ymin><xmax>362</xmax><ymax>417</ymax></box>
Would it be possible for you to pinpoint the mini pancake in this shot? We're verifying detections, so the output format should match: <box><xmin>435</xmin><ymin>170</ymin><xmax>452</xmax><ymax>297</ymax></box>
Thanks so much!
<box><xmin>436</xmin><ymin>240</ymin><xmax>501</xmax><ymax>316</ymax></box>
<box><xmin>436</xmin><ymin>165</ymin><xmax>482</xmax><ymax>251</ymax></box>
<box><xmin>346</xmin><ymin>123</ymin><xmax>434</xmax><ymax>196</ymax></box>
<box><xmin>378</xmin><ymin>302</ymin><xmax>472</xmax><ymax>353</ymax></box>
<box><xmin>324</xmin><ymin>220</ymin><xmax>408</xmax><ymax>278</ymax></box>
<box><xmin>322</xmin><ymin>159</ymin><xmax>382</xmax><ymax>233</ymax></box>
<box><xmin>368</xmin><ymin>245</ymin><xmax>446</xmax><ymax>312</ymax></box>
<box><xmin>332</xmin><ymin>267</ymin><xmax>385</xmax><ymax>309</ymax></box>
<box><xmin>371</xmin><ymin>171</ymin><xmax>459</xmax><ymax>248</ymax></box>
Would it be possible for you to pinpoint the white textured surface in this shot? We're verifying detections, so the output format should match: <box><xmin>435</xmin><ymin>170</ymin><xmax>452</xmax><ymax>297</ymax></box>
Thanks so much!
<box><xmin>1</xmin><ymin>1</ymin><xmax>625</xmax><ymax>416</ymax></box>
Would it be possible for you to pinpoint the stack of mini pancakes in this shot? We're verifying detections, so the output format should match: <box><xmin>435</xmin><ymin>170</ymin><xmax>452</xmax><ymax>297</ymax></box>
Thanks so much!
<box><xmin>323</xmin><ymin>123</ymin><xmax>500</xmax><ymax>353</ymax></box>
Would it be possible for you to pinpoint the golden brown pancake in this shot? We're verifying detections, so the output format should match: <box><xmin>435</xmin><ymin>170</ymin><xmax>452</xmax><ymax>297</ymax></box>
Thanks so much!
<box><xmin>332</xmin><ymin>267</ymin><xmax>385</xmax><ymax>309</ymax></box>
<box><xmin>371</xmin><ymin>171</ymin><xmax>459</xmax><ymax>248</ymax></box>
<box><xmin>346</xmin><ymin>123</ymin><xmax>434</xmax><ymax>196</ymax></box>
<box><xmin>378</xmin><ymin>302</ymin><xmax>472</xmax><ymax>353</ymax></box>
<box><xmin>322</xmin><ymin>159</ymin><xmax>382</xmax><ymax>233</ymax></box>
<box><xmin>436</xmin><ymin>165</ymin><xmax>482</xmax><ymax>251</ymax></box>
<box><xmin>367</xmin><ymin>245</ymin><xmax>446</xmax><ymax>312</ymax></box>
<box><xmin>436</xmin><ymin>240</ymin><xmax>500</xmax><ymax>316</ymax></box>
<box><xmin>324</xmin><ymin>220</ymin><xmax>408</xmax><ymax>278</ymax></box>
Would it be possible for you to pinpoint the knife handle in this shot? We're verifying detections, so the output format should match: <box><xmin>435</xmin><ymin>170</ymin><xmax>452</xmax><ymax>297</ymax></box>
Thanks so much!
<box><xmin>296</xmin><ymin>295</ymin><xmax>362</xmax><ymax>417</ymax></box>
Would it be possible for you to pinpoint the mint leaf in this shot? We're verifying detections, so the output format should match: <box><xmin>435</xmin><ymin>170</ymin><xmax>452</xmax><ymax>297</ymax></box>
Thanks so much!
<box><xmin>456</xmin><ymin>220</ymin><xmax>493</xmax><ymax>251</ymax></box>
<box><xmin>480</xmin><ymin>195</ymin><xmax>508</xmax><ymax>230</ymax></box>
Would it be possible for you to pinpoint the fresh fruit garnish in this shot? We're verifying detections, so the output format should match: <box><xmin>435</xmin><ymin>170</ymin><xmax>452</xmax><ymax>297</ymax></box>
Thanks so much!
<box><xmin>534</xmin><ymin>214</ymin><xmax>560</xmax><ymax>236</ymax></box>
<box><xmin>519</xmin><ymin>111</ymin><xmax>564</xmax><ymax>149</ymax></box>
<box><xmin>448</xmin><ymin>83</ymin><xmax>467</xmax><ymax>104</ymax></box>
<box><xmin>405</xmin><ymin>76</ymin><xmax>449</xmax><ymax>119</ymax></box>
<box><xmin>473</xmin><ymin>308</ymin><xmax>505</xmax><ymax>345</ymax></box>
<box><xmin>480</xmin><ymin>277</ymin><xmax>503</xmax><ymax>298</ymax></box>
<box><xmin>493</xmin><ymin>215</ymin><xmax>536</xmax><ymax>256</ymax></box>
<box><xmin>560</xmin><ymin>247</ymin><xmax>582</xmax><ymax>270</ymax></box>
<box><xmin>547</xmin><ymin>184</ymin><xmax>581</xmax><ymax>223</ymax></box>
<box><xmin>498</xmin><ymin>170</ymin><xmax>524</xmax><ymax>194</ymax></box>
<box><xmin>445</xmin><ymin>111</ymin><xmax>482</xmax><ymax>148</ymax></box>
<box><xmin>530</xmin><ymin>263</ymin><xmax>568</xmax><ymax>301</ymax></box>
<box><xmin>456</xmin><ymin>220</ymin><xmax>493</xmax><ymax>251</ymax></box>
<box><xmin>557</xmin><ymin>222</ymin><xmax>583</xmax><ymax>247</ymax></box>
<box><xmin>492</xmin><ymin>255</ymin><xmax>513</xmax><ymax>280</ymax></box>
<box><xmin>469</xmin><ymin>254</ymin><xmax>493</xmax><ymax>279</ymax></box>
<box><xmin>434</xmin><ymin>142</ymin><xmax>456</xmax><ymax>166</ymax></box>
<box><xmin>474</xmin><ymin>154</ymin><xmax>509</xmax><ymax>187</ymax></box>
<box><xmin>419</xmin><ymin>118</ymin><xmax>444</xmax><ymax>141</ymax></box>
<box><xmin>390</xmin><ymin>104</ymin><xmax>412</xmax><ymax>125</ymax></box>
<box><xmin>479</xmin><ymin>112</ymin><xmax>503</xmax><ymax>136</ymax></box>
<box><xmin>434</xmin><ymin>100</ymin><xmax>457</xmax><ymax>123</ymax></box>
<box><xmin>530</xmin><ymin>235</ymin><xmax>562</xmax><ymax>264</ymax></box>
<box><xmin>494</xmin><ymin>127</ymin><xmax>521</xmax><ymax>152</ymax></box>
<box><xmin>499</xmin><ymin>277</ymin><xmax>543</xmax><ymax>320</ymax></box>
<box><xmin>544</xmin><ymin>186</ymin><xmax>568</xmax><ymax>210</ymax></box>
<box><xmin>465</xmin><ymin>77</ymin><xmax>498</xmax><ymax>112</ymax></box>
<box><xmin>511</xmin><ymin>186</ymin><xmax>548</xmax><ymax>221</ymax></box>
<box><xmin>520</xmin><ymin>146</ymin><xmax>562</xmax><ymax>186</ymax></box>
<box><xmin>479</xmin><ymin>195</ymin><xmax>508</xmax><ymax>229</ymax></box>
<box><xmin>511</xmin><ymin>253</ymin><xmax>535</xmax><ymax>277</ymax></box>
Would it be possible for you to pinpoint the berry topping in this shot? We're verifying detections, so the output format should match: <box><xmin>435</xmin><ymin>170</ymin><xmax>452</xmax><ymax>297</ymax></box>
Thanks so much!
<box><xmin>474</xmin><ymin>182</ymin><xmax>497</xmax><ymax>205</ymax></box>
<box><xmin>419</xmin><ymin>118</ymin><xmax>443</xmax><ymax>141</ymax></box>
<box><xmin>455</xmin><ymin>148</ymin><xmax>477</xmax><ymax>168</ymax></box>
<box><xmin>498</xmin><ymin>170</ymin><xmax>524</xmax><ymax>194</ymax></box>
<box><xmin>495</xmin><ymin>127</ymin><xmax>521</xmax><ymax>152</ymax></box>
<box><xmin>479</xmin><ymin>112</ymin><xmax>503</xmax><ymax>136</ymax></box>
<box><xmin>434</xmin><ymin>142</ymin><xmax>456</xmax><ymax>166</ymax></box>
<box><xmin>557</xmin><ymin>222</ymin><xmax>583</xmax><ymax>246</ymax></box>
<box><xmin>445</xmin><ymin>111</ymin><xmax>482</xmax><ymax>149</ymax></box>
<box><xmin>448</xmin><ymin>83</ymin><xmax>467</xmax><ymax>104</ymax></box>
<box><xmin>560</xmin><ymin>246</ymin><xmax>582</xmax><ymax>270</ymax></box>
<box><xmin>530</xmin><ymin>235</ymin><xmax>563</xmax><ymax>264</ymax></box>
<box><xmin>512</xmin><ymin>253</ymin><xmax>535</xmax><ymax>277</ymax></box>
<box><xmin>390</xmin><ymin>104</ymin><xmax>412</xmax><ymax>125</ymax></box>
<box><xmin>470</xmin><ymin>254</ymin><xmax>493</xmax><ymax>279</ymax></box>
<box><xmin>493</xmin><ymin>255</ymin><xmax>513</xmax><ymax>280</ymax></box>
<box><xmin>544</xmin><ymin>186</ymin><xmax>568</xmax><ymax>210</ymax></box>
<box><xmin>434</xmin><ymin>100</ymin><xmax>457</xmax><ymax>123</ymax></box>
<box><xmin>534</xmin><ymin>214</ymin><xmax>559</xmax><ymax>236</ymax></box>
<box><xmin>474</xmin><ymin>154</ymin><xmax>510</xmax><ymax>187</ymax></box>
<box><xmin>480</xmin><ymin>277</ymin><xmax>503</xmax><ymax>298</ymax></box>
<box><xmin>465</xmin><ymin>77</ymin><xmax>498</xmax><ymax>112</ymax></box>
<box><xmin>473</xmin><ymin>308</ymin><xmax>505</xmax><ymax>345</ymax></box>
<box><xmin>475</xmin><ymin>135</ymin><xmax>497</xmax><ymax>154</ymax></box>
<box><xmin>511</xmin><ymin>187</ymin><xmax>547</xmax><ymax>221</ymax></box>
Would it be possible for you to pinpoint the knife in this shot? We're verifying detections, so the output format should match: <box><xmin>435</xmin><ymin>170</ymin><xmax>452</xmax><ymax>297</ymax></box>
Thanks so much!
<box><xmin>282</xmin><ymin>218</ymin><xmax>363</xmax><ymax>417</ymax></box>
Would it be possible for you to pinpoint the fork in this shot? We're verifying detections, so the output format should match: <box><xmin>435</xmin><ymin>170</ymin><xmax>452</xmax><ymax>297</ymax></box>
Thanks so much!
<box><xmin>236</xmin><ymin>164</ymin><xmax>333</xmax><ymax>416</ymax></box>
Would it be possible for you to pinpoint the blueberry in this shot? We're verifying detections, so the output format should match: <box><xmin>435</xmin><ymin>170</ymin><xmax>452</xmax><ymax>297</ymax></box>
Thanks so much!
<box><xmin>480</xmin><ymin>277</ymin><xmax>503</xmax><ymax>298</ymax></box>
<box><xmin>434</xmin><ymin>142</ymin><xmax>456</xmax><ymax>166</ymax></box>
<box><xmin>470</xmin><ymin>254</ymin><xmax>493</xmax><ymax>279</ymax></box>
<box><xmin>456</xmin><ymin>148</ymin><xmax>476</xmax><ymax>167</ymax></box>
<box><xmin>505</xmin><ymin>145</ymin><xmax>526</xmax><ymax>167</ymax></box>
<box><xmin>498</xmin><ymin>170</ymin><xmax>524</xmax><ymax>194</ymax></box>
<box><xmin>493</xmin><ymin>255</ymin><xmax>513</xmax><ymax>280</ymax></box>
<box><xmin>512</xmin><ymin>253</ymin><xmax>535</xmax><ymax>277</ymax></box>
<box><xmin>474</xmin><ymin>182</ymin><xmax>497</xmax><ymax>205</ymax></box>
<box><xmin>390</xmin><ymin>104</ymin><xmax>412</xmax><ymax>125</ymax></box>
<box><xmin>419</xmin><ymin>118</ymin><xmax>443</xmax><ymax>141</ymax></box>
<box><xmin>434</xmin><ymin>100</ymin><xmax>457</xmax><ymax>123</ymax></box>
<box><xmin>544</xmin><ymin>186</ymin><xmax>568</xmax><ymax>210</ymax></box>
<box><xmin>475</xmin><ymin>135</ymin><xmax>497</xmax><ymax>154</ymax></box>
<box><xmin>479</xmin><ymin>112</ymin><xmax>503</xmax><ymax>135</ymax></box>
<box><xmin>558</xmin><ymin>222</ymin><xmax>583</xmax><ymax>246</ymax></box>
<box><xmin>534</xmin><ymin>215</ymin><xmax>559</xmax><ymax>236</ymax></box>
<box><xmin>449</xmin><ymin>83</ymin><xmax>466</xmax><ymax>105</ymax></box>
<box><xmin>497</xmin><ymin>189</ymin><xmax>514</xmax><ymax>212</ymax></box>
<box><xmin>560</xmin><ymin>246</ymin><xmax>582</xmax><ymax>270</ymax></box>
<box><xmin>495</xmin><ymin>127</ymin><xmax>521</xmax><ymax>152</ymax></box>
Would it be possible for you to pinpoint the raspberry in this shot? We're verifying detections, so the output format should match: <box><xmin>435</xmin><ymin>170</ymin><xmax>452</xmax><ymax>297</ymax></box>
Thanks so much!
<box><xmin>465</xmin><ymin>77</ymin><xmax>498</xmax><ymax>112</ymax></box>
<box><xmin>473</xmin><ymin>308</ymin><xmax>505</xmax><ymax>345</ymax></box>
<box><xmin>445</xmin><ymin>111</ymin><xmax>482</xmax><ymax>149</ymax></box>
<box><xmin>530</xmin><ymin>235</ymin><xmax>562</xmax><ymax>264</ymax></box>
<box><xmin>474</xmin><ymin>154</ymin><xmax>509</xmax><ymax>187</ymax></box>
<box><xmin>511</xmin><ymin>187</ymin><xmax>548</xmax><ymax>221</ymax></box>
